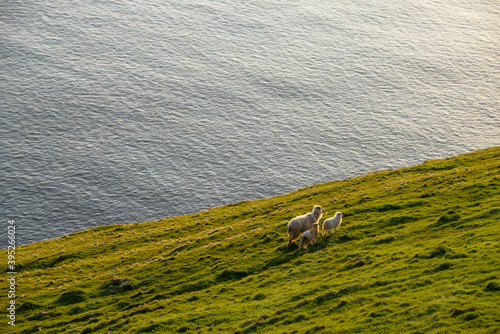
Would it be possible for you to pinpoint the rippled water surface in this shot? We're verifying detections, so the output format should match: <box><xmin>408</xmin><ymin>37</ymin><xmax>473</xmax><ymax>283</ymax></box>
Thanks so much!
<box><xmin>1</xmin><ymin>0</ymin><xmax>499</xmax><ymax>246</ymax></box>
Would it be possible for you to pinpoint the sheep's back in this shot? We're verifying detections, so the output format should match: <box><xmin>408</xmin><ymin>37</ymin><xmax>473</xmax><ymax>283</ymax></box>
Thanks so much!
<box><xmin>301</xmin><ymin>213</ymin><xmax>317</xmax><ymax>230</ymax></box>
<box><xmin>324</xmin><ymin>217</ymin><xmax>341</xmax><ymax>229</ymax></box>
<box><xmin>288</xmin><ymin>214</ymin><xmax>315</xmax><ymax>237</ymax></box>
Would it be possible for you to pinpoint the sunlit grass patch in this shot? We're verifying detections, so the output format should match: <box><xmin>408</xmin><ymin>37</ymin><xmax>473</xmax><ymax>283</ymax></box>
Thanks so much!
<box><xmin>7</xmin><ymin>147</ymin><xmax>500</xmax><ymax>333</ymax></box>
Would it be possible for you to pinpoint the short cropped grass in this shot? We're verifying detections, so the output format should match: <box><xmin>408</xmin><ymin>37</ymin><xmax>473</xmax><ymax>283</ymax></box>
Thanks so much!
<box><xmin>2</xmin><ymin>146</ymin><xmax>499</xmax><ymax>333</ymax></box>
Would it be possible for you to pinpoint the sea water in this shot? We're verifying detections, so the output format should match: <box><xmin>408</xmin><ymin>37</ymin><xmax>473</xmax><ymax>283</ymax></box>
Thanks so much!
<box><xmin>1</xmin><ymin>0</ymin><xmax>499</xmax><ymax>246</ymax></box>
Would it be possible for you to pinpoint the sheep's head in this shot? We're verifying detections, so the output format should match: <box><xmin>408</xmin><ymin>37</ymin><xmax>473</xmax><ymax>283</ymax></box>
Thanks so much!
<box><xmin>313</xmin><ymin>205</ymin><xmax>325</xmax><ymax>214</ymax></box>
<box><xmin>336</xmin><ymin>212</ymin><xmax>344</xmax><ymax>218</ymax></box>
<box><xmin>312</xmin><ymin>223</ymin><xmax>320</xmax><ymax>235</ymax></box>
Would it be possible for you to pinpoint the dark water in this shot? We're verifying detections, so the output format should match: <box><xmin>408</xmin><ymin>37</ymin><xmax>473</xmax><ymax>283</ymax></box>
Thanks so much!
<box><xmin>1</xmin><ymin>0</ymin><xmax>499</xmax><ymax>247</ymax></box>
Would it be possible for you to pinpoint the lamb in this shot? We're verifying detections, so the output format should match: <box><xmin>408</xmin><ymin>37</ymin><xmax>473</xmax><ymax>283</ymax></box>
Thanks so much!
<box><xmin>287</xmin><ymin>205</ymin><xmax>325</xmax><ymax>249</ymax></box>
<box><xmin>322</xmin><ymin>212</ymin><xmax>344</xmax><ymax>236</ymax></box>
<box><xmin>299</xmin><ymin>223</ymin><xmax>320</xmax><ymax>250</ymax></box>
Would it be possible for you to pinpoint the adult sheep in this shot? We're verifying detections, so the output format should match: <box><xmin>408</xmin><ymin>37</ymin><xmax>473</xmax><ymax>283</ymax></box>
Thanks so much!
<box><xmin>287</xmin><ymin>205</ymin><xmax>325</xmax><ymax>249</ymax></box>
<box><xmin>322</xmin><ymin>212</ymin><xmax>344</xmax><ymax>236</ymax></box>
<box><xmin>299</xmin><ymin>222</ymin><xmax>320</xmax><ymax>250</ymax></box>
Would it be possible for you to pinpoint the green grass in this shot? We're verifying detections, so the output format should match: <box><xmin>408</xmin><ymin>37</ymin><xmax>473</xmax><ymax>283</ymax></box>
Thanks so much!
<box><xmin>3</xmin><ymin>146</ymin><xmax>500</xmax><ymax>333</ymax></box>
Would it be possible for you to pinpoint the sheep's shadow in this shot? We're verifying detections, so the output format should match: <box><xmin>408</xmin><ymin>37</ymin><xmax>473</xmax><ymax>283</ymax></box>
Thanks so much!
<box><xmin>264</xmin><ymin>252</ymin><xmax>299</xmax><ymax>269</ymax></box>
<box><xmin>264</xmin><ymin>246</ymin><xmax>302</xmax><ymax>269</ymax></box>
<box><xmin>294</xmin><ymin>234</ymin><xmax>347</xmax><ymax>254</ymax></box>
<box><xmin>299</xmin><ymin>235</ymin><xmax>332</xmax><ymax>254</ymax></box>
<box><xmin>277</xmin><ymin>232</ymin><xmax>348</xmax><ymax>257</ymax></box>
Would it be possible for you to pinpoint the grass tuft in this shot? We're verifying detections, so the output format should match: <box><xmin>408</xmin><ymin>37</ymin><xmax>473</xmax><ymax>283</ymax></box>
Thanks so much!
<box><xmin>54</xmin><ymin>290</ymin><xmax>87</xmax><ymax>305</ymax></box>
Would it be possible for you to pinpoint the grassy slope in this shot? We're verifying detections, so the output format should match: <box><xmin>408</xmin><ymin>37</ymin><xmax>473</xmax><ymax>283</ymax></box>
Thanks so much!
<box><xmin>3</xmin><ymin>147</ymin><xmax>500</xmax><ymax>334</ymax></box>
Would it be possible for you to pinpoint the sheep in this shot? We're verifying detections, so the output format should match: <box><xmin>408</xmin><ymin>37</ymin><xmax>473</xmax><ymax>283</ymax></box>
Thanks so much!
<box><xmin>299</xmin><ymin>223</ymin><xmax>320</xmax><ymax>250</ymax></box>
<box><xmin>287</xmin><ymin>205</ymin><xmax>325</xmax><ymax>249</ymax></box>
<box><xmin>322</xmin><ymin>212</ymin><xmax>344</xmax><ymax>236</ymax></box>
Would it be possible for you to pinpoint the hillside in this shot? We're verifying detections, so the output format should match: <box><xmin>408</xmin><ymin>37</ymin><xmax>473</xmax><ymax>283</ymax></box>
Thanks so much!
<box><xmin>3</xmin><ymin>147</ymin><xmax>500</xmax><ymax>334</ymax></box>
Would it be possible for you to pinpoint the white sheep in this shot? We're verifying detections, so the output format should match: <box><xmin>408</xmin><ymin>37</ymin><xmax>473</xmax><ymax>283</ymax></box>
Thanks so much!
<box><xmin>299</xmin><ymin>223</ymin><xmax>320</xmax><ymax>250</ymax></box>
<box><xmin>322</xmin><ymin>212</ymin><xmax>344</xmax><ymax>236</ymax></box>
<box><xmin>287</xmin><ymin>205</ymin><xmax>325</xmax><ymax>249</ymax></box>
